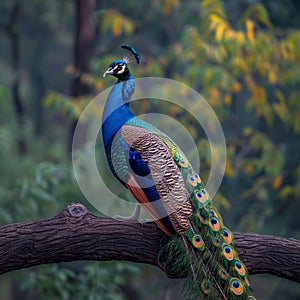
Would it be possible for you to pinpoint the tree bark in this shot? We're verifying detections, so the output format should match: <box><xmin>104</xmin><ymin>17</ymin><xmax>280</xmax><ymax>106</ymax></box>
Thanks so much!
<box><xmin>71</xmin><ymin>0</ymin><xmax>95</xmax><ymax>97</ymax></box>
<box><xmin>0</xmin><ymin>203</ymin><xmax>299</xmax><ymax>284</ymax></box>
<box><xmin>68</xmin><ymin>0</ymin><xmax>95</xmax><ymax>152</ymax></box>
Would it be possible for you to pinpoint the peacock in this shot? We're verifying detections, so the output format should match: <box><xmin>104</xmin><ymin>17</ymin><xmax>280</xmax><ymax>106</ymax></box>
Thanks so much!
<box><xmin>101</xmin><ymin>45</ymin><xmax>256</xmax><ymax>300</ymax></box>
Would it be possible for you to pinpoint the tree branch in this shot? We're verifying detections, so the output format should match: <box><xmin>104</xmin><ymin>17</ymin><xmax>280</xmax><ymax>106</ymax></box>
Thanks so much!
<box><xmin>0</xmin><ymin>203</ymin><xmax>299</xmax><ymax>284</ymax></box>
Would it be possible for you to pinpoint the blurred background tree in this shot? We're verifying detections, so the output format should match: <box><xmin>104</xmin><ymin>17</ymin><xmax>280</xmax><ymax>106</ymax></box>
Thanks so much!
<box><xmin>0</xmin><ymin>0</ymin><xmax>299</xmax><ymax>299</ymax></box>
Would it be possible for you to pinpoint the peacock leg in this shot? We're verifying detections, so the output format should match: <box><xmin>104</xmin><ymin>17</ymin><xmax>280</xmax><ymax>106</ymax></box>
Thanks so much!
<box><xmin>113</xmin><ymin>204</ymin><xmax>153</xmax><ymax>224</ymax></box>
<box><xmin>113</xmin><ymin>203</ymin><xmax>142</xmax><ymax>222</ymax></box>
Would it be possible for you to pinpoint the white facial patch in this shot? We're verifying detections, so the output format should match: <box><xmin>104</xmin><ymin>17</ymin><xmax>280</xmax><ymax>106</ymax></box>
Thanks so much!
<box><xmin>113</xmin><ymin>63</ymin><xmax>126</xmax><ymax>74</ymax></box>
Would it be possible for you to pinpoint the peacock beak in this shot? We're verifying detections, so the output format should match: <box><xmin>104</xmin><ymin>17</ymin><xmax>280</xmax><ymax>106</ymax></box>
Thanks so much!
<box><xmin>103</xmin><ymin>68</ymin><xmax>114</xmax><ymax>77</ymax></box>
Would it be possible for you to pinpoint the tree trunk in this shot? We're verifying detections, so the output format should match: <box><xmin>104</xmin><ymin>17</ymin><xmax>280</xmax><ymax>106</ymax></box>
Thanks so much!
<box><xmin>68</xmin><ymin>0</ymin><xmax>96</xmax><ymax>152</ymax></box>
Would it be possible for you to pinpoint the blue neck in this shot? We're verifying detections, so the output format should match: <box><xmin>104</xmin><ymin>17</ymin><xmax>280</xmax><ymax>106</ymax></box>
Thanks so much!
<box><xmin>102</xmin><ymin>76</ymin><xmax>135</xmax><ymax>150</ymax></box>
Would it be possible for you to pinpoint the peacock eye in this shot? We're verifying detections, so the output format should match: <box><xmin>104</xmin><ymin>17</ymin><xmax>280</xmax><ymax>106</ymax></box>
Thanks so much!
<box><xmin>112</xmin><ymin>63</ymin><xmax>126</xmax><ymax>74</ymax></box>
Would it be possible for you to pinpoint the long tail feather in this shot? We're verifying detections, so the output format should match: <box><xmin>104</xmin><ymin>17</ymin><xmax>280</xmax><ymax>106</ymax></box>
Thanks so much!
<box><xmin>123</xmin><ymin>118</ymin><xmax>256</xmax><ymax>299</ymax></box>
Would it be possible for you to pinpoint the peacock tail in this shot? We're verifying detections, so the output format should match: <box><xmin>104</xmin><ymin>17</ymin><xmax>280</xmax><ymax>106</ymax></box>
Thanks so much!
<box><xmin>102</xmin><ymin>45</ymin><xmax>256</xmax><ymax>300</ymax></box>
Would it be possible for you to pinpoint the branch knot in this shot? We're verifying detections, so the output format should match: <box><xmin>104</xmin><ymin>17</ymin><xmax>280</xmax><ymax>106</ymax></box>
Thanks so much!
<box><xmin>66</xmin><ymin>203</ymin><xmax>87</xmax><ymax>217</ymax></box>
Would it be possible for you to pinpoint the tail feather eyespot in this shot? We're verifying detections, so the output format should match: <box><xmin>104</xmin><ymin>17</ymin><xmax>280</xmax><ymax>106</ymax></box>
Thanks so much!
<box><xmin>194</xmin><ymin>190</ymin><xmax>207</xmax><ymax>204</ymax></box>
<box><xmin>192</xmin><ymin>234</ymin><xmax>205</xmax><ymax>250</ymax></box>
<box><xmin>194</xmin><ymin>173</ymin><xmax>202</xmax><ymax>183</ymax></box>
<box><xmin>229</xmin><ymin>278</ymin><xmax>244</xmax><ymax>296</ymax></box>
<box><xmin>198</xmin><ymin>208</ymin><xmax>208</xmax><ymax>224</ymax></box>
<box><xmin>212</xmin><ymin>237</ymin><xmax>221</xmax><ymax>247</ymax></box>
<box><xmin>222</xmin><ymin>244</ymin><xmax>234</xmax><ymax>261</ymax></box>
<box><xmin>187</xmin><ymin>174</ymin><xmax>197</xmax><ymax>186</ymax></box>
<box><xmin>209</xmin><ymin>216</ymin><xmax>220</xmax><ymax>232</ymax></box>
<box><xmin>194</xmin><ymin>190</ymin><xmax>210</xmax><ymax>209</ymax></box>
<box><xmin>234</xmin><ymin>259</ymin><xmax>247</xmax><ymax>277</ymax></box>
<box><xmin>219</xmin><ymin>268</ymin><xmax>229</xmax><ymax>280</ymax></box>
<box><xmin>222</xmin><ymin>227</ymin><xmax>233</xmax><ymax>243</ymax></box>
<box><xmin>177</xmin><ymin>157</ymin><xmax>188</xmax><ymax>168</ymax></box>
<box><xmin>201</xmin><ymin>280</ymin><xmax>211</xmax><ymax>295</ymax></box>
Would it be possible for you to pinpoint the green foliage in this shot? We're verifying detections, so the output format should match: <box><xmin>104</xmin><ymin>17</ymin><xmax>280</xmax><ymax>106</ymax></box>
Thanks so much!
<box><xmin>1</xmin><ymin>162</ymin><xmax>81</xmax><ymax>223</ymax></box>
<box><xmin>20</xmin><ymin>262</ymin><xmax>140</xmax><ymax>300</ymax></box>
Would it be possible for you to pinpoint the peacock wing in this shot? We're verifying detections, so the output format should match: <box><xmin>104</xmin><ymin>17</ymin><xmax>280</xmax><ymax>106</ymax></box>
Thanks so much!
<box><xmin>121</xmin><ymin>124</ymin><xmax>193</xmax><ymax>235</ymax></box>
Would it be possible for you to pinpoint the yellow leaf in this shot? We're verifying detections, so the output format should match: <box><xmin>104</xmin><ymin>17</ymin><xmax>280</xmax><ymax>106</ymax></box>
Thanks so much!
<box><xmin>273</xmin><ymin>90</ymin><xmax>289</xmax><ymax>122</ymax></box>
<box><xmin>112</xmin><ymin>18</ymin><xmax>122</xmax><ymax>36</ymax></box>
<box><xmin>235</xmin><ymin>31</ymin><xmax>245</xmax><ymax>45</ymax></box>
<box><xmin>268</xmin><ymin>69</ymin><xmax>277</xmax><ymax>84</ymax></box>
<box><xmin>224</xmin><ymin>93</ymin><xmax>231</xmax><ymax>105</ymax></box>
<box><xmin>160</xmin><ymin>0</ymin><xmax>180</xmax><ymax>15</ymax></box>
<box><xmin>275</xmin><ymin>90</ymin><xmax>285</xmax><ymax>105</ymax></box>
<box><xmin>209</xmin><ymin>13</ymin><xmax>223</xmax><ymax>23</ymax></box>
<box><xmin>279</xmin><ymin>185</ymin><xmax>293</xmax><ymax>199</ymax></box>
<box><xmin>224</xmin><ymin>28</ymin><xmax>234</xmax><ymax>41</ymax></box>
<box><xmin>243</xmin><ymin>127</ymin><xmax>253</xmax><ymax>136</ymax></box>
<box><xmin>215</xmin><ymin>21</ymin><xmax>227</xmax><ymax>41</ymax></box>
<box><xmin>163</xmin><ymin>0</ymin><xmax>171</xmax><ymax>14</ymax></box>
<box><xmin>102</xmin><ymin>9</ymin><xmax>134</xmax><ymax>37</ymax></box>
<box><xmin>245</xmin><ymin>19</ymin><xmax>255</xmax><ymax>42</ymax></box>
<box><xmin>208</xmin><ymin>87</ymin><xmax>220</xmax><ymax>106</ymax></box>
<box><xmin>252</xmin><ymin>84</ymin><xmax>266</xmax><ymax>104</ymax></box>
<box><xmin>209</xmin><ymin>14</ymin><xmax>229</xmax><ymax>37</ymax></box>
<box><xmin>272</xmin><ymin>176</ymin><xmax>283</xmax><ymax>190</ymax></box>
<box><xmin>225</xmin><ymin>158</ymin><xmax>234</xmax><ymax>176</ymax></box>
<box><xmin>231</xmin><ymin>81</ymin><xmax>242</xmax><ymax>93</ymax></box>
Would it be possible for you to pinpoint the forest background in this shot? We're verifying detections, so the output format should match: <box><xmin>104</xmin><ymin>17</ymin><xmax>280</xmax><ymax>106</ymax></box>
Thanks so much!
<box><xmin>0</xmin><ymin>0</ymin><xmax>300</xmax><ymax>299</ymax></box>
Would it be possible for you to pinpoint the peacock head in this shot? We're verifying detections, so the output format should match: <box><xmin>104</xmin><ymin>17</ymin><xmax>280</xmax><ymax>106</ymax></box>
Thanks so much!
<box><xmin>103</xmin><ymin>45</ymin><xmax>140</xmax><ymax>81</ymax></box>
<box><xmin>103</xmin><ymin>60</ymin><xmax>130</xmax><ymax>80</ymax></box>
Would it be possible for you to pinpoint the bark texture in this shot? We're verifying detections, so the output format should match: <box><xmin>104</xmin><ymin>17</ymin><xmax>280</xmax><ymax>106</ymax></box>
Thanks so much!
<box><xmin>0</xmin><ymin>203</ymin><xmax>299</xmax><ymax>284</ymax></box>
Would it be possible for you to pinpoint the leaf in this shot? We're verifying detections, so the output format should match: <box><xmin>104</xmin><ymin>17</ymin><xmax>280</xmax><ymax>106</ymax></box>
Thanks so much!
<box><xmin>245</xmin><ymin>19</ymin><xmax>255</xmax><ymax>42</ymax></box>
<box><xmin>101</xmin><ymin>9</ymin><xmax>134</xmax><ymax>37</ymax></box>
<box><xmin>201</xmin><ymin>0</ymin><xmax>227</xmax><ymax>19</ymax></box>
<box><xmin>225</xmin><ymin>157</ymin><xmax>234</xmax><ymax>176</ymax></box>
<box><xmin>272</xmin><ymin>176</ymin><xmax>283</xmax><ymax>190</ymax></box>
<box><xmin>279</xmin><ymin>185</ymin><xmax>293</xmax><ymax>200</ymax></box>
<box><xmin>239</xmin><ymin>3</ymin><xmax>272</xmax><ymax>28</ymax></box>
<box><xmin>215</xmin><ymin>18</ymin><xmax>227</xmax><ymax>41</ymax></box>
<box><xmin>243</xmin><ymin>127</ymin><xmax>253</xmax><ymax>137</ymax></box>
<box><xmin>273</xmin><ymin>90</ymin><xmax>289</xmax><ymax>122</ymax></box>
<box><xmin>231</xmin><ymin>81</ymin><xmax>242</xmax><ymax>93</ymax></box>
<box><xmin>224</xmin><ymin>93</ymin><xmax>231</xmax><ymax>105</ymax></box>
<box><xmin>280</xmin><ymin>40</ymin><xmax>296</xmax><ymax>62</ymax></box>
<box><xmin>268</xmin><ymin>68</ymin><xmax>277</xmax><ymax>84</ymax></box>
<box><xmin>112</xmin><ymin>17</ymin><xmax>122</xmax><ymax>36</ymax></box>
<box><xmin>158</xmin><ymin>0</ymin><xmax>181</xmax><ymax>15</ymax></box>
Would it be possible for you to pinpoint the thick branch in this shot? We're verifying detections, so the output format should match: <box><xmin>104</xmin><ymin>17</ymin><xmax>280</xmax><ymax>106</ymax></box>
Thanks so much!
<box><xmin>0</xmin><ymin>203</ymin><xmax>299</xmax><ymax>284</ymax></box>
